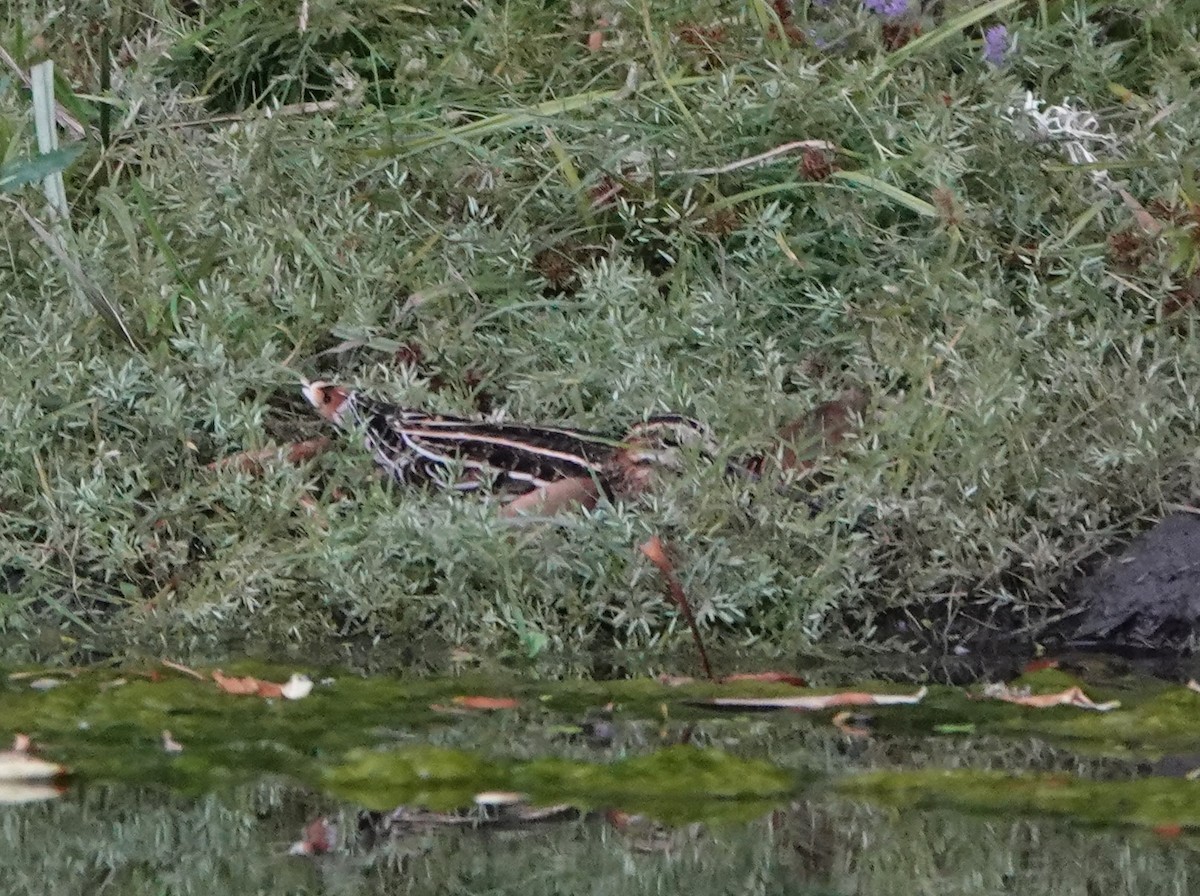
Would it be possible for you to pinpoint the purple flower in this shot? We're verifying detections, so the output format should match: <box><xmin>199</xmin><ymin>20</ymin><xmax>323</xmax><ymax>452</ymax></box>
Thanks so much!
<box><xmin>982</xmin><ymin>24</ymin><xmax>1010</xmax><ymax>67</ymax></box>
<box><xmin>863</xmin><ymin>0</ymin><xmax>908</xmax><ymax>19</ymax></box>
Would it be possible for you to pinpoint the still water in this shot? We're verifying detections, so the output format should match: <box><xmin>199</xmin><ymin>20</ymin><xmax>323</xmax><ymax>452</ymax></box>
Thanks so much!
<box><xmin>3</xmin><ymin>664</ymin><xmax>1199</xmax><ymax>895</ymax></box>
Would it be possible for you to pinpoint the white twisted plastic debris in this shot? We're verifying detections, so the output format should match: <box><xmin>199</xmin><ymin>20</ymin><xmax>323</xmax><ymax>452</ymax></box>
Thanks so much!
<box><xmin>1005</xmin><ymin>90</ymin><xmax>1120</xmax><ymax>186</ymax></box>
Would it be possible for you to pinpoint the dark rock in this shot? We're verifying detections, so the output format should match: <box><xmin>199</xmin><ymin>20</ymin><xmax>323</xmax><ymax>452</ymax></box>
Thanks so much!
<box><xmin>1070</xmin><ymin>513</ymin><xmax>1200</xmax><ymax>650</ymax></box>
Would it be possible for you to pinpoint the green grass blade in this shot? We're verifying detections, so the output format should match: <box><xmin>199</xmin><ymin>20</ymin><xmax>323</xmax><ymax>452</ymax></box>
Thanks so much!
<box><xmin>746</xmin><ymin>0</ymin><xmax>790</xmax><ymax>63</ymax></box>
<box><xmin>831</xmin><ymin>170</ymin><xmax>937</xmax><ymax>217</ymax></box>
<box><xmin>380</xmin><ymin>75</ymin><xmax>715</xmax><ymax>156</ymax></box>
<box><xmin>127</xmin><ymin>176</ymin><xmax>196</xmax><ymax>305</ymax></box>
<box><xmin>12</xmin><ymin>202</ymin><xmax>142</xmax><ymax>351</ymax></box>
<box><xmin>639</xmin><ymin>0</ymin><xmax>705</xmax><ymax>142</ymax></box>
<box><xmin>0</xmin><ymin>144</ymin><xmax>83</xmax><ymax>194</ymax></box>
<box><xmin>30</xmin><ymin>60</ymin><xmax>69</xmax><ymax>217</ymax></box>
<box><xmin>21</xmin><ymin>61</ymin><xmax>139</xmax><ymax>350</ymax></box>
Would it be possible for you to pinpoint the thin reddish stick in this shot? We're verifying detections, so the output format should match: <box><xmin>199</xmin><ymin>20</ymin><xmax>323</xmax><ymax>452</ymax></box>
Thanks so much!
<box><xmin>639</xmin><ymin>536</ymin><xmax>715</xmax><ymax>681</ymax></box>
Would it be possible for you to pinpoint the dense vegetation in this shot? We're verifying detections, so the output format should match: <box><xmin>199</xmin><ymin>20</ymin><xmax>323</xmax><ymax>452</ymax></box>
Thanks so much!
<box><xmin>2</xmin><ymin>0</ymin><xmax>1199</xmax><ymax>670</ymax></box>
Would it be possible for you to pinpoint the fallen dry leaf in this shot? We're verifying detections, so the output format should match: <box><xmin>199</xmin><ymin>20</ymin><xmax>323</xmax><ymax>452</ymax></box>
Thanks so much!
<box><xmin>449</xmin><ymin>695</ymin><xmax>520</xmax><ymax>711</ymax></box>
<box><xmin>722</xmin><ymin>672</ymin><xmax>807</xmax><ymax>687</ymax></box>
<box><xmin>501</xmin><ymin>476</ymin><xmax>600</xmax><ymax>517</ymax></box>
<box><xmin>7</xmin><ymin>669</ymin><xmax>78</xmax><ymax>682</ymax></box>
<box><xmin>289</xmin><ymin>816</ymin><xmax>337</xmax><ymax>856</ymax></box>
<box><xmin>656</xmin><ymin>673</ymin><xmax>696</xmax><ymax>687</ymax></box>
<box><xmin>606</xmin><ymin>808</ymin><xmax>637</xmax><ymax>831</ymax></box>
<box><xmin>281</xmin><ymin>674</ymin><xmax>314</xmax><ymax>700</ymax></box>
<box><xmin>1117</xmin><ymin>185</ymin><xmax>1164</xmax><ymax>237</ymax></box>
<box><xmin>982</xmin><ymin>683</ymin><xmax>1120</xmax><ymax>712</ymax></box>
<box><xmin>831</xmin><ymin>710</ymin><xmax>872</xmax><ymax>738</ymax></box>
<box><xmin>639</xmin><ymin>535</ymin><xmax>671</xmax><ymax>573</ymax></box>
<box><xmin>0</xmin><ymin>781</ymin><xmax>67</xmax><ymax>805</ymax></box>
<box><xmin>655</xmin><ymin>671</ymin><xmax>807</xmax><ymax>688</ymax></box>
<box><xmin>209</xmin><ymin>670</ymin><xmax>313</xmax><ymax>700</ymax></box>
<box><xmin>212</xmin><ymin>670</ymin><xmax>270</xmax><ymax>696</ymax></box>
<box><xmin>701</xmin><ymin>686</ymin><xmax>927</xmax><ymax>711</ymax></box>
<box><xmin>588</xmin><ymin>176</ymin><xmax>623</xmax><ymax>210</ymax></box>
<box><xmin>605</xmin><ymin>809</ymin><xmax>675</xmax><ymax>853</ymax></box>
<box><xmin>767</xmin><ymin>387</ymin><xmax>869</xmax><ymax>475</ymax></box>
<box><xmin>1022</xmin><ymin>658</ymin><xmax>1061</xmax><ymax>674</ymax></box>
<box><xmin>161</xmin><ymin>730</ymin><xmax>184</xmax><ymax>754</ymax></box>
<box><xmin>585</xmin><ymin>16</ymin><xmax>611</xmax><ymax>53</ymax></box>
<box><xmin>0</xmin><ymin>751</ymin><xmax>66</xmax><ymax>782</ymax></box>
<box><xmin>474</xmin><ymin>790</ymin><xmax>526</xmax><ymax>806</ymax></box>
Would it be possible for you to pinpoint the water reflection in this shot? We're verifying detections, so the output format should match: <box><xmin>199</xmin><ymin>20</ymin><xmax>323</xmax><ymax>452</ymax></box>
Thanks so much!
<box><xmin>3</xmin><ymin>784</ymin><xmax>1197</xmax><ymax>896</ymax></box>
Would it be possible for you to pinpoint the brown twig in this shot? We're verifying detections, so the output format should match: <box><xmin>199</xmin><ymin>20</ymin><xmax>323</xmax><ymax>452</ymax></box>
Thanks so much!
<box><xmin>639</xmin><ymin>536</ymin><xmax>714</xmax><ymax>680</ymax></box>
<box><xmin>160</xmin><ymin>658</ymin><xmax>205</xmax><ymax>680</ymax></box>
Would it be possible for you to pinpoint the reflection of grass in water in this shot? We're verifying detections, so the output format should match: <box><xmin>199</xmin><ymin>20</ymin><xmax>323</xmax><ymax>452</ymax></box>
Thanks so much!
<box><xmin>6</xmin><ymin>0</ymin><xmax>1200</xmax><ymax>668</ymax></box>
<box><xmin>325</xmin><ymin>744</ymin><xmax>794</xmax><ymax>822</ymax></box>
<box><xmin>841</xmin><ymin>768</ymin><xmax>1200</xmax><ymax>832</ymax></box>
<box><xmin>3</xmin><ymin>783</ymin><xmax>1196</xmax><ymax>896</ymax></box>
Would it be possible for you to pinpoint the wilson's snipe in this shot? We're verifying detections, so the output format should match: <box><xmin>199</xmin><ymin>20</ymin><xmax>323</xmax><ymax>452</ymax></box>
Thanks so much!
<box><xmin>302</xmin><ymin>381</ymin><xmax>718</xmax><ymax>501</ymax></box>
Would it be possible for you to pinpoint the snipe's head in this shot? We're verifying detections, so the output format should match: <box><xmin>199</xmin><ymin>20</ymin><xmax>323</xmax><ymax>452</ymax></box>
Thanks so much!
<box><xmin>303</xmin><ymin>380</ymin><xmax>353</xmax><ymax>424</ymax></box>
